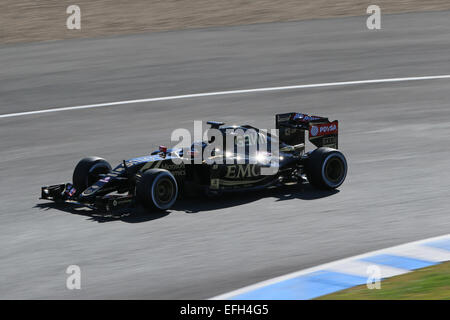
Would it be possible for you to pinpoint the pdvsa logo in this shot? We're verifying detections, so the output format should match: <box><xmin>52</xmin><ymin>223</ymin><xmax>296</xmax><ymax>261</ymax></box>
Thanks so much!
<box><xmin>319</xmin><ymin>123</ymin><xmax>337</xmax><ymax>134</ymax></box>
<box><xmin>310</xmin><ymin>121</ymin><xmax>338</xmax><ymax>137</ymax></box>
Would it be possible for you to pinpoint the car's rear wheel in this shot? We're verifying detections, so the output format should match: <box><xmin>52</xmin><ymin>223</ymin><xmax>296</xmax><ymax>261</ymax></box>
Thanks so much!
<box><xmin>136</xmin><ymin>169</ymin><xmax>178</xmax><ymax>211</ymax></box>
<box><xmin>72</xmin><ymin>157</ymin><xmax>112</xmax><ymax>194</ymax></box>
<box><xmin>306</xmin><ymin>147</ymin><xmax>347</xmax><ymax>189</ymax></box>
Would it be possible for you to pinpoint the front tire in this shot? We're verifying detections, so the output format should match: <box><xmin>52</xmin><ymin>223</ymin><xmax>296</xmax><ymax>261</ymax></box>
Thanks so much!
<box><xmin>72</xmin><ymin>157</ymin><xmax>112</xmax><ymax>194</ymax></box>
<box><xmin>136</xmin><ymin>169</ymin><xmax>178</xmax><ymax>211</ymax></box>
<box><xmin>306</xmin><ymin>148</ymin><xmax>347</xmax><ymax>190</ymax></box>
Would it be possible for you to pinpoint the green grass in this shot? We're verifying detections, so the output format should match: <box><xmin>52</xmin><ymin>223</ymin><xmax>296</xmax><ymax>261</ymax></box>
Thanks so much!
<box><xmin>317</xmin><ymin>261</ymin><xmax>450</xmax><ymax>300</ymax></box>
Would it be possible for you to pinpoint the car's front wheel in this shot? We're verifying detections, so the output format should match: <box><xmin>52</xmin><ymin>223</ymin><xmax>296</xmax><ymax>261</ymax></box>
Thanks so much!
<box><xmin>72</xmin><ymin>157</ymin><xmax>112</xmax><ymax>194</ymax></box>
<box><xmin>306</xmin><ymin>147</ymin><xmax>347</xmax><ymax>190</ymax></box>
<box><xmin>136</xmin><ymin>169</ymin><xmax>178</xmax><ymax>211</ymax></box>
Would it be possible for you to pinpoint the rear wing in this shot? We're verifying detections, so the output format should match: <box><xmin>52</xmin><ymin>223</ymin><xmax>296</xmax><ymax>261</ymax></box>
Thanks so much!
<box><xmin>275</xmin><ymin>113</ymin><xmax>339</xmax><ymax>149</ymax></box>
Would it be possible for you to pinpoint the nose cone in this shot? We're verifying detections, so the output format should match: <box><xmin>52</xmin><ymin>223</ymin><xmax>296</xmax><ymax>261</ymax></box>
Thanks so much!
<box><xmin>78</xmin><ymin>175</ymin><xmax>114</xmax><ymax>201</ymax></box>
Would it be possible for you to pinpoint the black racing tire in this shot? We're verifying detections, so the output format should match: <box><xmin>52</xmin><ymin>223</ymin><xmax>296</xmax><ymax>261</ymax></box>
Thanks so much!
<box><xmin>306</xmin><ymin>147</ymin><xmax>347</xmax><ymax>190</ymax></box>
<box><xmin>72</xmin><ymin>157</ymin><xmax>112</xmax><ymax>194</ymax></box>
<box><xmin>136</xmin><ymin>169</ymin><xmax>178</xmax><ymax>211</ymax></box>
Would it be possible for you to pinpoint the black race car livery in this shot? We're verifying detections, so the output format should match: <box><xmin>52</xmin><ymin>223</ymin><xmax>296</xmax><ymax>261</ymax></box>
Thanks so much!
<box><xmin>41</xmin><ymin>113</ymin><xmax>347</xmax><ymax>214</ymax></box>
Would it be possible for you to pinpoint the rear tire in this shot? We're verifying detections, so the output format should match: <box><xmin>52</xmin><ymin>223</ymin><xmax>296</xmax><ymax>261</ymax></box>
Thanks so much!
<box><xmin>136</xmin><ymin>169</ymin><xmax>178</xmax><ymax>211</ymax></box>
<box><xmin>72</xmin><ymin>157</ymin><xmax>112</xmax><ymax>193</ymax></box>
<box><xmin>306</xmin><ymin>148</ymin><xmax>347</xmax><ymax>190</ymax></box>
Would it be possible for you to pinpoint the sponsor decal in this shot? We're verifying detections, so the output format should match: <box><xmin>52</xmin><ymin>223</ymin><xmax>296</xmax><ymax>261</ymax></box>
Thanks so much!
<box><xmin>293</xmin><ymin>113</ymin><xmax>323</xmax><ymax>122</ymax></box>
<box><xmin>210</xmin><ymin>178</ymin><xmax>220</xmax><ymax>189</ymax></box>
<box><xmin>277</xmin><ymin>115</ymin><xmax>290</xmax><ymax>122</ymax></box>
<box><xmin>160</xmin><ymin>162</ymin><xmax>185</xmax><ymax>170</ymax></box>
<box><xmin>309</xmin><ymin>121</ymin><xmax>338</xmax><ymax>137</ymax></box>
<box><xmin>65</xmin><ymin>185</ymin><xmax>77</xmax><ymax>197</ymax></box>
<box><xmin>99</xmin><ymin>176</ymin><xmax>111</xmax><ymax>183</ymax></box>
<box><xmin>169</xmin><ymin>170</ymin><xmax>185</xmax><ymax>176</ymax></box>
<box><xmin>224</xmin><ymin>164</ymin><xmax>259</xmax><ymax>179</ymax></box>
<box><xmin>310</xmin><ymin>126</ymin><xmax>319</xmax><ymax>137</ymax></box>
<box><xmin>82</xmin><ymin>188</ymin><xmax>94</xmax><ymax>195</ymax></box>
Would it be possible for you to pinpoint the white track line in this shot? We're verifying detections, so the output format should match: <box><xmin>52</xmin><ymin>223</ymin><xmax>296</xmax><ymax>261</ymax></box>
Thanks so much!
<box><xmin>210</xmin><ymin>234</ymin><xmax>450</xmax><ymax>300</ymax></box>
<box><xmin>2</xmin><ymin>74</ymin><xmax>450</xmax><ymax>119</ymax></box>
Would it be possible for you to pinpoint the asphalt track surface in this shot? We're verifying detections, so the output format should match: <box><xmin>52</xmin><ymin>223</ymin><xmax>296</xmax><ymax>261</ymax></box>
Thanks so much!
<box><xmin>1</xmin><ymin>11</ymin><xmax>450</xmax><ymax>299</ymax></box>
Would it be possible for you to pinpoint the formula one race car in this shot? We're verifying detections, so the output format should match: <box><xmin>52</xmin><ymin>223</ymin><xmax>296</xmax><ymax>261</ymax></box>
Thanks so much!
<box><xmin>40</xmin><ymin>113</ymin><xmax>347</xmax><ymax>214</ymax></box>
